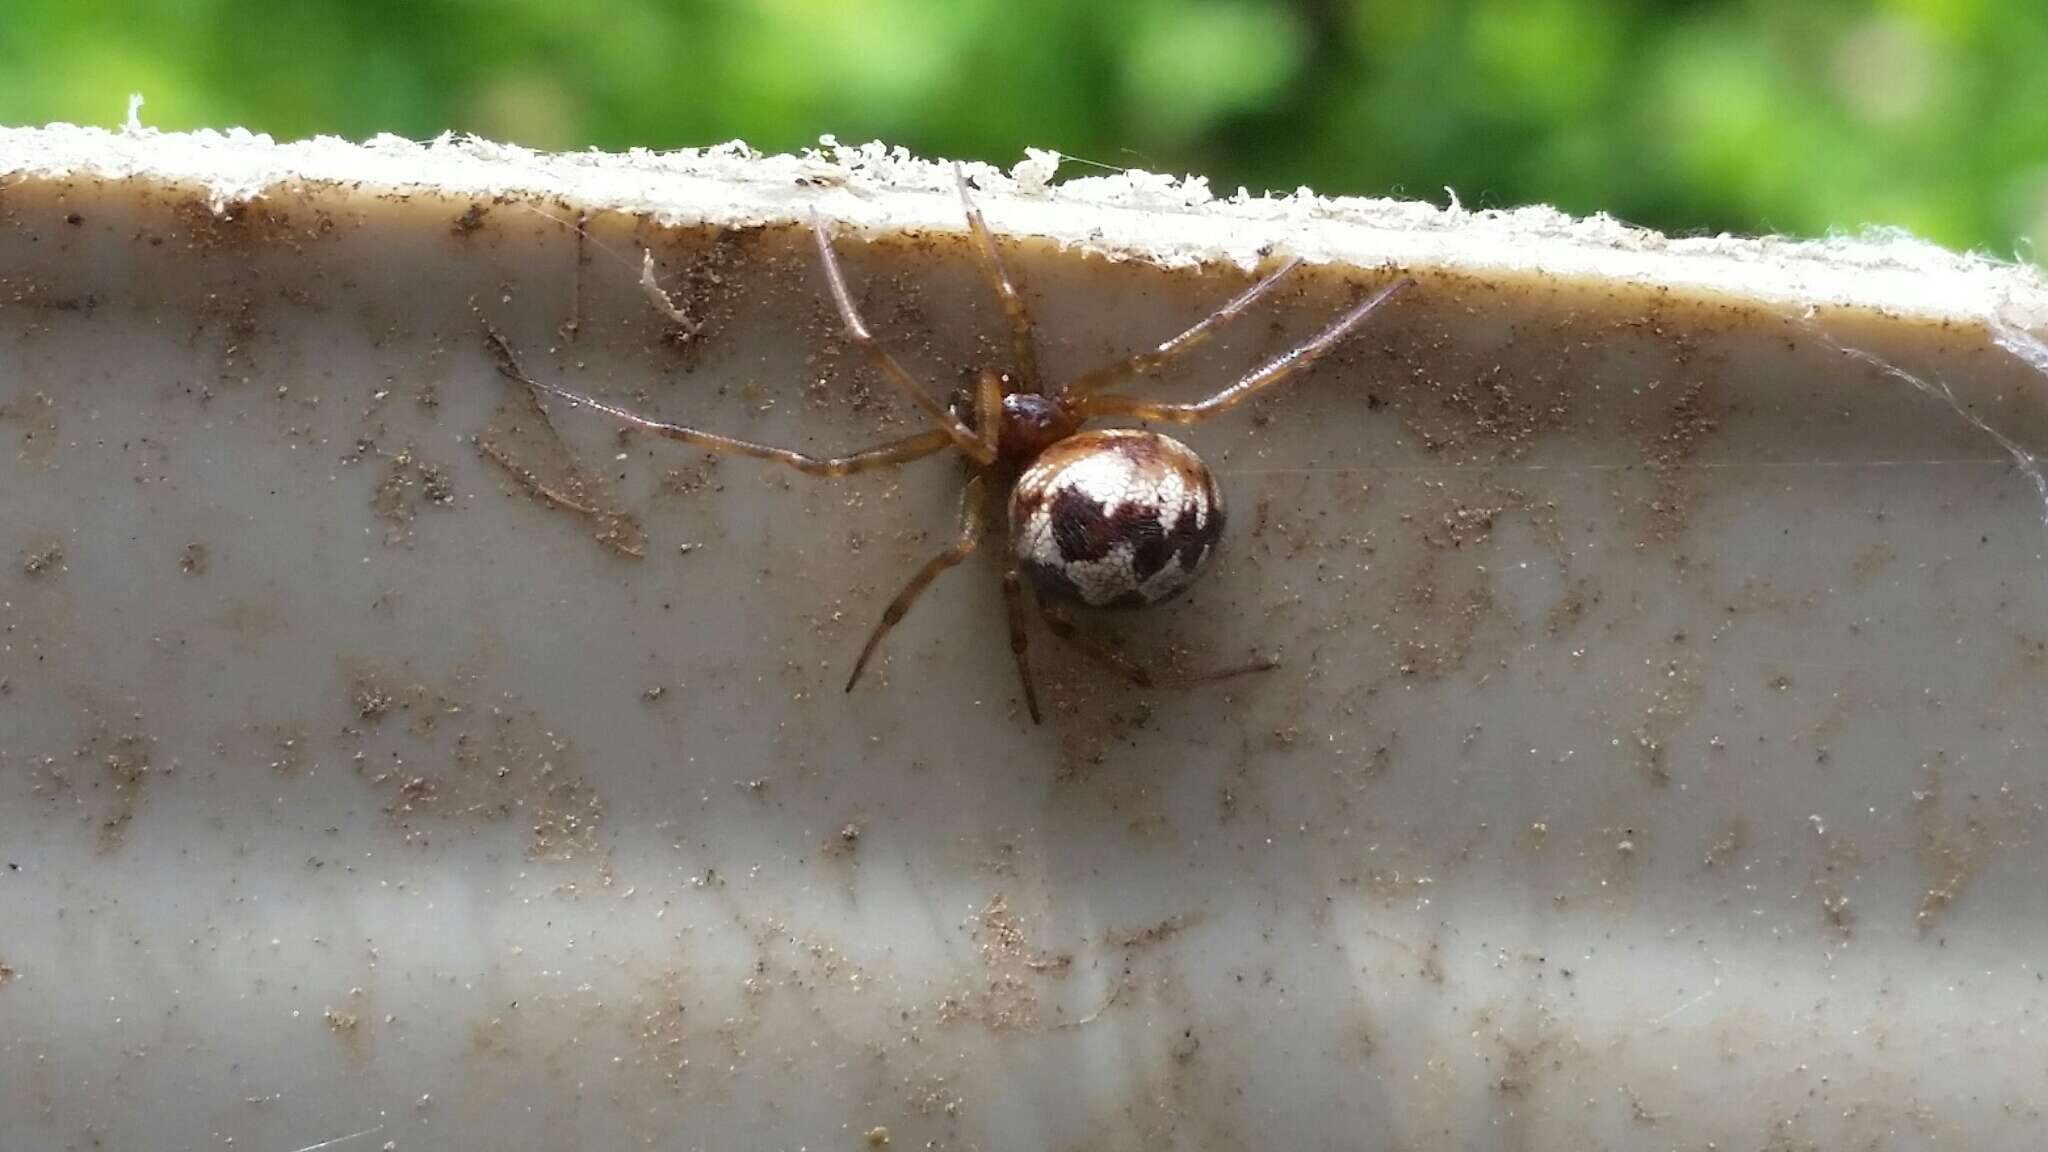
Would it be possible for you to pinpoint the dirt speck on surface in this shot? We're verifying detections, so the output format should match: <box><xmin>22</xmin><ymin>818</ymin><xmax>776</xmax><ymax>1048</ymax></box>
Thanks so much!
<box><xmin>1812</xmin><ymin>832</ymin><xmax>1862</xmax><ymax>939</ymax></box>
<box><xmin>936</xmin><ymin>894</ymin><xmax>1072</xmax><ymax>1032</ymax></box>
<box><xmin>528</xmin><ymin>771</ymin><xmax>605</xmax><ymax>863</ymax></box>
<box><xmin>1382</xmin><ymin>474</ymin><xmax>1547</xmax><ymax>683</ymax></box>
<box><xmin>1702</xmin><ymin>819</ymin><xmax>1748</xmax><ymax>869</ymax></box>
<box><xmin>629</xmin><ymin>968</ymin><xmax>694</xmax><ymax>1087</ymax></box>
<box><xmin>365</xmin><ymin>443</ymin><xmax>456</xmax><ymax>548</ymax></box>
<box><xmin>657</xmin><ymin>458</ymin><xmax>721</xmax><ymax>498</ymax></box>
<box><xmin>0</xmin><ymin>961</ymin><xmax>16</xmax><ymax>985</ymax></box>
<box><xmin>0</xmin><ymin>390</ymin><xmax>59</xmax><ymax>468</ymax></box>
<box><xmin>1381</xmin><ymin>335</ymin><xmax>1574</xmax><ymax>466</ymax></box>
<box><xmin>1898</xmin><ymin>760</ymin><xmax>2038</xmax><ymax>935</ymax></box>
<box><xmin>1395</xmin><ymin>585</ymin><xmax>1494</xmax><ymax>680</ymax></box>
<box><xmin>71</xmin><ymin>712</ymin><xmax>157</xmax><ymax>854</ymax></box>
<box><xmin>178</xmin><ymin>541</ymin><xmax>209</xmax><ymax>575</ymax></box>
<box><xmin>342</xmin><ymin>666</ymin><xmax>606</xmax><ymax>862</ymax></box>
<box><xmin>1106</xmin><ymin>915</ymin><xmax>1190</xmax><ymax>950</ymax></box>
<box><xmin>1913</xmin><ymin>777</ymin><xmax>1979</xmax><ymax>932</ymax></box>
<box><xmin>1634</xmin><ymin>378</ymin><xmax>1721</xmax><ymax>544</ymax></box>
<box><xmin>254</xmin><ymin>724</ymin><xmax>310</xmax><ymax>776</ymax></box>
<box><xmin>1545</xmin><ymin>578</ymin><xmax>1598</xmax><ymax>637</ymax></box>
<box><xmin>21</xmin><ymin>541</ymin><xmax>63</xmax><ymax>578</ymax></box>
<box><xmin>320</xmin><ymin>996</ymin><xmax>374</xmax><ymax>1066</ymax></box>
<box><xmin>822</xmin><ymin>821</ymin><xmax>862</xmax><ymax>858</ymax></box>
<box><xmin>171</xmin><ymin>194</ymin><xmax>334</xmax><ymax>252</ymax></box>
<box><xmin>350</xmin><ymin>673</ymin><xmax>395</xmax><ymax>723</ymax></box>
<box><xmin>1629</xmin><ymin>651</ymin><xmax>1704</xmax><ymax>786</ymax></box>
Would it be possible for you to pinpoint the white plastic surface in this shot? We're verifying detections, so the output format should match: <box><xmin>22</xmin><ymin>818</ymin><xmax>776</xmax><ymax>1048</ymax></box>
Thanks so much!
<box><xmin>4</xmin><ymin>134</ymin><xmax>2048</xmax><ymax>1151</ymax></box>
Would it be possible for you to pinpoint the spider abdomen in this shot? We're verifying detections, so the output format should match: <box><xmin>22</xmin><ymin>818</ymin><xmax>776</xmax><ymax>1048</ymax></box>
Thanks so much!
<box><xmin>1010</xmin><ymin>429</ymin><xmax>1223</xmax><ymax>609</ymax></box>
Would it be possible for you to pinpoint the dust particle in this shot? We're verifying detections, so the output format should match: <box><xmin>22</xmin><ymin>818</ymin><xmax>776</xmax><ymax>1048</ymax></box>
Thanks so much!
<box><xmin>77</xmin><ymin>718</ymin><xmax>156</xmax><ymax>854</ymax></box>
<box><xmin>179</xmin><ymin>541</ymin><xmax>209</xmax><ymax>575</ymax></box>
<box><xmin>1637</xmin><ymin>379</ymin><xmax>1720</xmax><ymax>542</ymax></box>
<box><xmin>351</xmin><ymin>675</ymin><xmax>394</xmax><ymax>723</ymax></box>
<box><xmin>1702</xmin><ymin>820</ymin><xmax>1747</xmax><ymax>868</ymax></box>
<box><xmin>345</xmin><ymin>674</ymin><xmax>606</xmax><ymax>861</ymax></box>
<box><xmin>630</xmin><ymin>968</ymin><xmax>692</xmax><ymax>1088</ymax></box>
<box><xmin>940</xmin><ymin>894</ymin><xmax>1073</xmax><ymax>1032</ymax></box>
<box><xmin>1107</xmin><ymin>915</ymin><xmax>1189</xmax><ymax>949</ymax></box>
<box><xmin>263</xmin><ymin>726</ymin><xmax>309</xmax><ymax>775</ymax></box>
<box><xmin>866</xmin><ymin>1127</ymin><xmax>891</xmax><ymax>1147</ymax></box>
<box><xmin>1396</xmin><ymin>586</ymin><xmax>1493</xmax><ymax>679</ymax></box>
<box><xmin>22</xmin><ymin>543</ymin><xmax>62</xmax><ymax>577</ymax></box>
<box><xmin>371</xmin><ymin>446</ymin><xmax>456</xmax><ymax>547</ymax></box>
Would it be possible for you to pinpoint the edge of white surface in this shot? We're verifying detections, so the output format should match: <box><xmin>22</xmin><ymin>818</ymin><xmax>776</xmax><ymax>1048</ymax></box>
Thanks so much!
<box><xmin>3</xmin><ymin>119</ymin><xmax>2046</xmax><ymax>328</ymax></box>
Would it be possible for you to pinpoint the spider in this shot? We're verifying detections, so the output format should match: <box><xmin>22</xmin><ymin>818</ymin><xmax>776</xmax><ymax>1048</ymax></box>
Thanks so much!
<box><xmin>485</xmin><ymin>174</ymin><xmax>1414</xmax><ymax>724</ymax></box>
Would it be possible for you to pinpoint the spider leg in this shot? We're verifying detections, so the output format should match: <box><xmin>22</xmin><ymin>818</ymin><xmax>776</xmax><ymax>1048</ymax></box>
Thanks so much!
<box><xmin>1073</xmin><ymin>276</ymin><xmax>1416</xmax><ymax>425</ymax></box>
<box><xmin>974</xmin><ymin>368</ymin><xmax>1003</xmax><ymax>450</ymax></box>
<box><xmin>955</xmin><ymin>166</ymin><xmax>1043</xmax><ymax>395</ymax></box>
<box><xmin>812</xmin><ymin>217</ymin><xmax>997</xmax><ymax>465</ymax></box>
<box><xmin>1059</xmin><ymin>256</ymin><xmax>1304</xmax><ymax>402</ymax></box>
<box><xmin>1002</xmin><ymin>567</ymin><xmax>1042</xmax><ymax>724</ymax></box>
<box><xmin>845</xmin><ymin>474</ymin><xmax>988</xmax><ymax>693</ymax></box>
<box><xmin>1038</xmin><ymin>603</ymin><xmax>1280</xmax><ymax>689</ymax></box>
<box><xmin>485</xmin><ymin>325</ymin><xmax>953</xmax><ymax>476</ymax></box>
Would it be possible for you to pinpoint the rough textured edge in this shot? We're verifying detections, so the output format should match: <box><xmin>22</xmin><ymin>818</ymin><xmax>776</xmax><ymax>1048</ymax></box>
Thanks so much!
<box><xmin>2</xmin><ymin>118</ymin><xmax>2046</xmax><ymax>329</ymax></box>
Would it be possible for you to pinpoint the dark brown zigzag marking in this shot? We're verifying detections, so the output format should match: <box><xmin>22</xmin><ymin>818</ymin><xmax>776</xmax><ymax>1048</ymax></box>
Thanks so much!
<box><xmin>1021</xmin><ymin>556</ymin><xmax>1084</xmax><ymax>604</ymax></box>
<box><xmin>1169</xmin><ymin>501</ymin><xmax>1221</xmax><ymax>575</ymax></box>
<box><xmin>1050</xmin><ymin>487</ymin><xmax>1166</xmax><ymax>566</ymax></box>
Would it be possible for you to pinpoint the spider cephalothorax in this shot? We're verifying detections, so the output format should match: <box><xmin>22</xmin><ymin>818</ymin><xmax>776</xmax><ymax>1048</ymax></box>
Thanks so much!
<box><xmin>487</xmin><ymin>170</ymin><xmax>1413</xmax><ymax>724</ymax></box>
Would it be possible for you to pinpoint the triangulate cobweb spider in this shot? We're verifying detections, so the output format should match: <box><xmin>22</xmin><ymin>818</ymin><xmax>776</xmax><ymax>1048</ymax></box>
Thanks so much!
<box><xmin>486</xmin><ymin>172</ymin><xmax>1413</xmax><ymax>724</ymax></box>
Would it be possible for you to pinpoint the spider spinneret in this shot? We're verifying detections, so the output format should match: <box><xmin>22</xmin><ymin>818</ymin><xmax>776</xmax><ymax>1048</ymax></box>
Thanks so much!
<box><xmin>484</xmin><ymin>167</ymin><xmax>1414</xmax><ymax>724</ymax></box>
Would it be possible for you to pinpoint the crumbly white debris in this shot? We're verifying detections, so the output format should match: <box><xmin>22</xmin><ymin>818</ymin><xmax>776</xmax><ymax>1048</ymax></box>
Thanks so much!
<box><xmin>1</xmin><ymin>121</ymin><xmax>2042</xmax><ymax>324</ymax></box>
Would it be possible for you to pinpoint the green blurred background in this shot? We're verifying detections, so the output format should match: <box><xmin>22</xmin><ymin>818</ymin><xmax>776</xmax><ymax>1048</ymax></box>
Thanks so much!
<box><xmin>3</xmin><ymin>0</ymin><xmax>2043</xmax><ymax>255</ymax></box>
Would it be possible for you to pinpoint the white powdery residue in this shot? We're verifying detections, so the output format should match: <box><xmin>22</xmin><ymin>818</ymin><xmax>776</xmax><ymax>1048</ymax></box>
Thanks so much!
<box><xmin>1010</xmin><ymin>148</ymin><xmax>1062</xmax><ymax>196</ymax></box>
<box><xmin>1568</xmin><ymin>212</ymin><xmax>1650</xmax><ymax>250</ymax></box>
<box><xmin>2</xmin><ymin>124</ymin><xmax>2045</xmax><ymax>323</ymax></box>
<box><xmin>1059</xmin><ymin>167</ymin><xmax>1214</xmax><ymax>211</ymax></box>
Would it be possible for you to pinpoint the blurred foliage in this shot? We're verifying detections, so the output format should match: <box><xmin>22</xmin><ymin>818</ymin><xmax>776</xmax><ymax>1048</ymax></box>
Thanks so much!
<box><xmin>2</xmin><ymin>0</ymin><xmax>2044</xmax><ymax>254</ymax></box>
